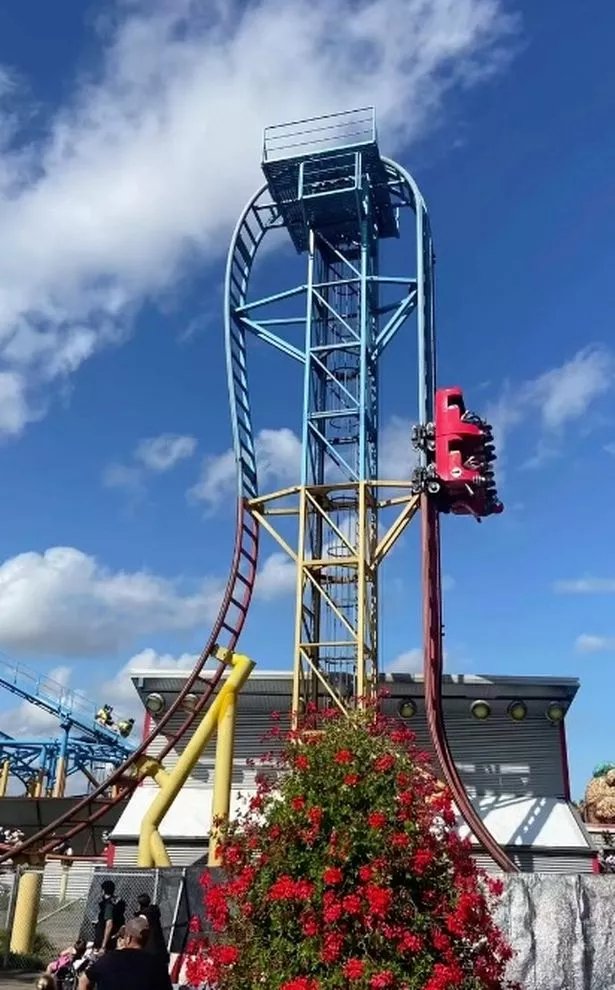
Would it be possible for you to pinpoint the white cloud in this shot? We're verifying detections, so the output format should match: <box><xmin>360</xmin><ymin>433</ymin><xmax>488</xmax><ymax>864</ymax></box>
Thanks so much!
<box><xmin>0</xmin><ymin>546</ymin><xmax>224</xmax><ymax>657</ymax></box>
<box><xmin>389</xmin><ymin>648</ymin><xmax>423</xmax><ymax>673</ymax></box>
<box><xmin>0</xmin><ymin>0</ymin><xmax>516</xmax><ymax>434</ymax></box>
<box><xmin>190</xmin><ymin>417</ymin><xmax>420</xmax><ymax>510</ymax></box>
<box><xmin>256</xmin><ymin>552</ymin><xmax>296</xmax><ymax>601</ymax></box>
<box><xmin>554</xmin><ymin>577</ymin><xmax>615</xmax><ymax>594</ymax></box>
<box><xmin>189</xmin><ymin>426</ymin><xmax>301</xmax><ymax>508</ymax></box>
<box><xmin>379</xmin><ymin>416</ymin><xmax>416</xmax><ymax>480</ymax></box>
<box><xmin>135</xmin><ymin>434</ymin><xmax>197</xmax><ymax>472</ymax></box>
<box><xmin>104</xmin><ymin>432</ymin><xmax>198</xmax><ymax>493</ymax></box>
<box><xmin>487</xmin><ymin>346</ymin><xmax>614</xmax><ymax>462</ymax></box>
<box><xmin>575</xmin><ymin>634</ymin><xmax>615</xmax><ymax>654</ymax></box>
<box><xmin>100</xmin><ymin>647</ymin><xmax>198</xmax><ymax>717</ymax></box>
<box><xmin>0</xmin><ymin>664</ymin><xmax>73</xmax><ymax>737</ymax></box>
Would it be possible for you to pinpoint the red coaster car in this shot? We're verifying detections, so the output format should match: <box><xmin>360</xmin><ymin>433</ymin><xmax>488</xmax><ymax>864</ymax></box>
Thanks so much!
<box><xmin>431</xmin><ymin>387</ymin><xmax>503</xmax><ymax>519</ymax></box>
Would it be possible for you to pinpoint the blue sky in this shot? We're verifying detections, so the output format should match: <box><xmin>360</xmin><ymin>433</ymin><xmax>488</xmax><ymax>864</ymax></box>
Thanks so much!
<box><xmin>0</xmin><ymin>0</ymin><xmax>613</xmax><ymax>800</ymax></box>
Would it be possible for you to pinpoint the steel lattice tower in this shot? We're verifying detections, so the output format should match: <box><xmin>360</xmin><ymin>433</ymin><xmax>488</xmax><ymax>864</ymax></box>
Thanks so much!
<box><xmin>225</xmin><ymin>108</ymin><xmax>434</xmax><ymax>720</ymax></box>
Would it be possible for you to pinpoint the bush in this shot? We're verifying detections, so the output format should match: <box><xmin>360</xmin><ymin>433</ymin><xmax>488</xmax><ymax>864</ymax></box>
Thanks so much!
<box><xmin>0</xmin><ymin>927</ymin><xmax>56</xmax><ymax>970</ymax></box>
<box><xmin>187</xmin><ymin>703</ymin><xmax>519</xmax><ymax>990</ymax></box>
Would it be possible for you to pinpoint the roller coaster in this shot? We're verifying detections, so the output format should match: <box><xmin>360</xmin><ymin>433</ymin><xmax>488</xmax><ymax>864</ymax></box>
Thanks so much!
<box><xmin>0</xmin><ymin>107</ymin><xmax>515</xmax><ymax>873</ymax></box>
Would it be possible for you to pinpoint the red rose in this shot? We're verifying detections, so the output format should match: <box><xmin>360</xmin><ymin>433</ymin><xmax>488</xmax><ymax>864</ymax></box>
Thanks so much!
<box><xmin>344</xmin><ymin>772</ymin><xmax>360</xmax><ymax>787</ymax></box>
<box><xmin>334</xmin><ymin>749</ymin><xmax>354</xmax><ymax>764</ymax></box>
<box><xmin>367</xmin><ymin>811</ymin><xmax>387</xmax><ymax>829</ymax></box>
<box><xmin>344</xmin><ymin>959</ymin><xmax>365</xmax><ymax>980</ymax></box>
<box><xmin>323</xmin><ymin>866</ymin><xmax>344</xmax><ymax>885</ymax></box>
<box><xmin>294</xmin><ymin>754</ymin><xmax>310</xmax><ymax>770</ymax></box>
<box><xmin>291</xmin><ymin>796</ymin><xmax>306</xmax><ymax>811</ymax></box>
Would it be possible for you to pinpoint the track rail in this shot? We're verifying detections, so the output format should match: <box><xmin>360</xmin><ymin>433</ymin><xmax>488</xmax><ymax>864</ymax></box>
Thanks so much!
<box><xmin>421</xmin><ymin>494</ymin><xmax>518</xmax><ymax>873</ymax></box>
<box><xmin>0</xmin><ymin>183</ymin><xmax>279</xmax><ymax>865</ymax></box>
<box><xmin>0</xmin><ymin>502</ymin><xmax>259</xmax><ymax>863</ymax></box>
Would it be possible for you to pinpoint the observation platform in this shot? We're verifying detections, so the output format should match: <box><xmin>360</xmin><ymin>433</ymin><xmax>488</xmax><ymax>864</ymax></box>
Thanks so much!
<box><xmin>108</xmin><ymin>669</ymin><xmax>594</xmax><ymax>872</ymax></box>
<box><xmin>261</xmin><ymin>107</ymin><xmax>398</xmax><ymax>253</ymax></box>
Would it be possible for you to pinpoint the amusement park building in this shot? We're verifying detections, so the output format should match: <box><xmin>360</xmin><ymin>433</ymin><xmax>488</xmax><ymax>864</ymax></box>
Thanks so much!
<box><xmin>109</xmin><ymin>668</ymin><xmax>594</xmax><ymax>873</ymax></box>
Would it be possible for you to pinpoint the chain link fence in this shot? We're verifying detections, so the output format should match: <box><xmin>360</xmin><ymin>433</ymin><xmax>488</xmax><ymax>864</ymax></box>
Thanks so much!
<box><xmin>0</xmin><ymin>862</ymin><xmax>210</xmax><ymax>971</ymax></box>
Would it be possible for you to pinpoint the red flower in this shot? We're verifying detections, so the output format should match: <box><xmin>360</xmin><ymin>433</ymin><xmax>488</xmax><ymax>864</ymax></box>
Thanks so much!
<box><xmin>307</xmin><ymin>807</ymin><xmax>323</xmax><ymax>825</ymax></box>
<box><xmin>211</xmin><ymin>944</ymin><xmax>239</xmax><ymax>966</ymax></box>
<box><xmin>358</xmin><ymin>864</ymin><xmax>374</xmax><ymax>882</ymax></box>
<box><xmin>399</xmin><ymin>931</ymin><xmax>423</xmax><ymax>953</ymax></box>
<box><xmin>342</xmin><ymin>892</ymin><xmax>362</xmax><ymax>915</ymax></box>
<box><xmin>291</xmin><ymin>795</ymin><xmax>306</xmax><ymax>811</ymax></box>
<box><xmin>323</xmin><ymin>899</ymin><xmax>343</xmax><ymax>923</ymax></box>
<box><xmin>413</xmin><ymin>848</ymin><xmax>434</xmax><ymax>874</ymax></box>
<box><xmin>301</xmin><ymin>916</ymin><xmax>320</xmax><ymax>937</ymax></box>
<box><xmin>391</xmin><ymin>831</ymin><xmax>409</xmax><ymax>848</ymax></box>
<box><xmin>321</xmin><ymin>932</ymin><xmax>344</xmax><ymax>963</ymax></box>
<box><xmin>294</xmin><ymin>754</ymin><xmax>310</xmax><ymax>770</ymax></box>
<box><xmin>367</xmin><ymin>811</ymin><xmax>387</xmax><ymax>829</ymax></box>
<box><xmin>344</xmin><ymin>959</ymin><xmax>365</xmax><ymax>980</ymax></box>
<box><xmin>323</xmin><ymin>866</ymin><xmax>344</xmax><ymax>885</ymax></box>
<box><xmin>188</xmin><ymin>915</ymin><xmax>201</xmax><ymax>933</ymax></box>
<box><xmin>487</xmin><ymin>876</ymin><xmax>504</xmax><ymax>897</ymax></box>
<box><xmin>268</xmin><ymin>874</ymin><xmax>314</xmax><ymax>901</ymax></box>
<box><xmin>364</xmin><ymin>884</ymin><xmax>392</xmax><ymax>917</ymax></box>
<box><xmin>344</xmin><ymin>772</ymin><xmax>360</xmax><ymax>787</ymax></box>
<box><xmin>281</xmin><ymin>980</ymin><xmax>319</xmax><ymax>990</ymax></box>
<box><xmin>374</xmin><ymin>753</ymin><xmax>395</xmax><ymax>772</ymax></box>
<box><xmin>334</xmin><ymin>749</ymin><xmax>354</xmax><ymax>764</ymax></box>
<box><xmin>370</xmin><ymin>971</ymin><xmax>394</xmax><ymax>989</ymax></box>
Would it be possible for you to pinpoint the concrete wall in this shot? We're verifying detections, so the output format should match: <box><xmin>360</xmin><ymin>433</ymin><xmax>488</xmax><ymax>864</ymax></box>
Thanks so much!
<box><xmin>496</xmin><ymin>874</ymin><xmax>615</xmax><ymax>990</ymax></box>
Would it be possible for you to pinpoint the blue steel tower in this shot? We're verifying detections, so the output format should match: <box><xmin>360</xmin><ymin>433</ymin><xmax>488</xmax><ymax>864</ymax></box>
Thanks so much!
<box><xmin>225</xmin><ymin>108</ymin><xmax>434</xmax><ymax>717</ymax></box>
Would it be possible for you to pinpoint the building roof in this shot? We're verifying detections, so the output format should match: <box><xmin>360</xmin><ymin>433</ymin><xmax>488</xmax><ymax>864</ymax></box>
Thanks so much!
<box><xmin>129</xmin><ymin>668</ymin><xmax>579</xmax><ymax>706</ymax></box>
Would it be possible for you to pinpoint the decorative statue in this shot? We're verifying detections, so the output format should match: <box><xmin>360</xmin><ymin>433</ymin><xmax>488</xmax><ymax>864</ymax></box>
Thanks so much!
<box><xmin>582</xmin><ymin>763</ymin><xmax>615</xmax><ymax>825</ymax></box>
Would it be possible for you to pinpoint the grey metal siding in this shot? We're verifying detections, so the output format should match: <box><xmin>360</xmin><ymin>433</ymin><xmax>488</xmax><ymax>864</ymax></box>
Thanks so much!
<box><xmin>472</xmin><ymin>850</ymin><xmax>595</xmax><ymax>874</ymax></box>
<box><xmin>113</xmin><ymin>842</ymin><xmax>207</xmax><ymax>868</ymax></box>
<box><xmin>146</xmin><ymin>711</ymin><xmax>565</xmax><ymax>799</ymax></box>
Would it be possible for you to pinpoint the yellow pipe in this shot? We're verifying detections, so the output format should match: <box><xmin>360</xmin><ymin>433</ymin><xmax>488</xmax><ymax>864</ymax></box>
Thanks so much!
<box><xmin>137</xmin><ymin>650</ymin><xmax>254</xmax><ymax>868</ymax></box>
<box><xmin>52</xmin><ymin>756</ymin><xmax>66</xmax><ymax>798</ymax></box>
<box><xmin>0</xmin><ymin>759</ymin><xmax>9</xmax><ymax>797</ymax></box>
<box><xmin>208</xmin><ymin>684</ymin><xmax>238</xmax><ymax>866</ymax></box>
<box><xmin>10</xmin><ymin>870</ymin><xmax>43</xmax><ymax>955</ymax></box>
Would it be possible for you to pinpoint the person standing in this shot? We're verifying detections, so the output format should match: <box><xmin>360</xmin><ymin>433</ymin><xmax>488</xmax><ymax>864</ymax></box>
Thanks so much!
<box><xmin>93</xmin><ymin>880</ymin><xmax>125</xmax><ymax>952</ymax></box>
<box><xmin>79</xmin><ymin>917</ymin><xmax>172</xmax><ymax>990</ymax></box>
<box><xmin>134</xmin><ymin>892</ymin><xmax>168</xmax><ymax>963</ymax></box>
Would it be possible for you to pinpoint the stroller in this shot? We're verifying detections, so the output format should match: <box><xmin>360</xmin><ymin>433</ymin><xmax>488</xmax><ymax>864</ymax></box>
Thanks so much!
<box><xmin>50</xmin><ymin>945</ymin><xmax>95</xmax><ymax>990</ymax></box>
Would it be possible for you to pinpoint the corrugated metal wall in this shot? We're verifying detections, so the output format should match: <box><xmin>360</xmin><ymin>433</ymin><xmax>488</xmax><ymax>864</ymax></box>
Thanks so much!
<box><xmin>144</xmin><ymin>709</ymin><xmax>565</xmax><ymax>798</ymax></box>
<box><xmin>472</xmin><ymin>850</ymin><xmax>594</xmax><ymax>873</ymax></box>
<box><xmin>113</xmin><ymin>842</ymin><xmax>205</xmax><ymax>868</ymax></box>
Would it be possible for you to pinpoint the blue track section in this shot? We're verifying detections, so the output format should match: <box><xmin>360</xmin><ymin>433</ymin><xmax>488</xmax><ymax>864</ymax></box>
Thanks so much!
<box><xmin>0</xmin><ymin>657</ymin><xmax>132</xmax><ymax>752</ymax></box>
<box><xmin>224</xmin><ymin>109</ymin><xmax>435</xmax><ymax>511</ymax></box>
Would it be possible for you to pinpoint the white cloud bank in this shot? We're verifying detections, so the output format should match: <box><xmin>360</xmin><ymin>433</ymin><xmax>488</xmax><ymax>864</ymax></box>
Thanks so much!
<box><xmin>103</xmin><ymin>432</ymin><xmax>198</xmax><ymax>493</ymax></box>
<box><xmin>0</xmin><ymin>0</ymin><xmax>517</xmax><ymax>434</ymax></box>
<box><xmin>0</xmin><ymin>544</ymin><xmax>297</xmax><ymax>658</ymax></box>
<box><xmin>189</xmin><ymin>417</ymin><xmax>418</xmax><ymax>509</ymax></box>
<box><xmin>487</xmin><ymin>345</ymin><xmax>615</xmax><ymax>463</ymax></box>
<box><xmin>575</xmin><ymin>634</ymin><xmax>615</xmax><ymax>654</ymax></box>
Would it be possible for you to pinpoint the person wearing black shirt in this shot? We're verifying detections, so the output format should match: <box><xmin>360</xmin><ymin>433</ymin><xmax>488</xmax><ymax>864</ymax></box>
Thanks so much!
<box><xmin>93</xmin><ymin>880</ymin><xmax>125</xmax><ymax>952</ymax></box>
<box><xmin>134</xmin><ymin>893</ymin><xmax>168</xmax><ymax>962</ymax></box>
<box><xmin>80</xmin><ymin>917</ymin><xmax>172</xmax><ymax>990</ymax></box>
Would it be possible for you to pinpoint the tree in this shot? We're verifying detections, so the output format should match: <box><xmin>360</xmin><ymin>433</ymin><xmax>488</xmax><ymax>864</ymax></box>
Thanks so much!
<box><xmin>187</xmin><ymin>703</ymin><xmax>518</xmax><ymax>990</ymax></box>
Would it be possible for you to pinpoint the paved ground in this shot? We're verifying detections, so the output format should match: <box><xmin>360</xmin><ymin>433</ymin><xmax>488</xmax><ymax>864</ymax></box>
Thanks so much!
<box><xmin>0</xmin><ymin>973</ymin><xmax>40</xmax><ymax>990</ymax></box>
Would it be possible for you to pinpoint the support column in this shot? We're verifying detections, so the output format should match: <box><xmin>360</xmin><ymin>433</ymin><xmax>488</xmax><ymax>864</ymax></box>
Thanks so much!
<box><xmin>53</xmin><ymin>726</ymin><xmax>69</xmax><ymax>798</ymax></box>
<box><xmin>10</xmin><ymin>869</ymin><xmax>42</xmax><ymax>955</ymax></box>
<box><xmin>0</xmin><ymin>759</ymin><xmax>9</xmax><ymax>797</ymax></box>
<box><xmin>208</xmin><ymin>687</ymin><xmax>238</xmax><ymax>867</ymax></box>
